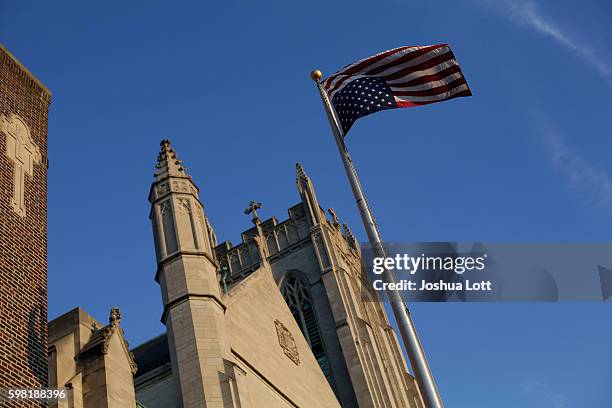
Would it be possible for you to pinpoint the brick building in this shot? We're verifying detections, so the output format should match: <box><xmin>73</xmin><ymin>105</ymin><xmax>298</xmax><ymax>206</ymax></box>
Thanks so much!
<box><xmin>0</xmin><ymin>44</ymin><xmax>51</xmax><ymax>406</ymax></box>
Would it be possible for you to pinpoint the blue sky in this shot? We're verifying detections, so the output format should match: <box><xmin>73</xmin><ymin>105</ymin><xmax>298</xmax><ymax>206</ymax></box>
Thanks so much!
<box><xmin>2</xmin><ymin>0</ymin><xmax>611</xmax><ymax>406</ymax></box>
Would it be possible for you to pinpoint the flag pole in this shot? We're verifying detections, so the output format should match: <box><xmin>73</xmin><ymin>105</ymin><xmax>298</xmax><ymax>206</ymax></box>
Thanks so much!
<box><xmin>310</xmin><ymin>69</ymin><xmax>444</xmax><ymax>408</ymax></box>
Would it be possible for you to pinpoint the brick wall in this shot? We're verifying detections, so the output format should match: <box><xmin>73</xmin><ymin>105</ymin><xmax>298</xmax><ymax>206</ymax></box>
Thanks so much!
<box><xmin>0</xmin><ymin>45</ymin><xmax>51</xmax><ymax>407</ymax></box>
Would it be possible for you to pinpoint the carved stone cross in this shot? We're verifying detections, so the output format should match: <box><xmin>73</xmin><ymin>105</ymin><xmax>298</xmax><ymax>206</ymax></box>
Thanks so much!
<box><xmin>0</xmin><ymin>114</ymin><xmax>41</xmax><ymax>217</ymax></box>
<box><xmin>244</xmin><ymin>200</ymin><xmax>262</xmax><ymax>222</ymax></box>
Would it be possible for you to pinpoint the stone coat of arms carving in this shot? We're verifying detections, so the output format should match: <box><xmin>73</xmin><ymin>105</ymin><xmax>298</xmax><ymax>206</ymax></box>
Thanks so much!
<box><xmin>275</xmin><ymin>319</ymin><xmax>299</xmax><ymax>365</ymax></box>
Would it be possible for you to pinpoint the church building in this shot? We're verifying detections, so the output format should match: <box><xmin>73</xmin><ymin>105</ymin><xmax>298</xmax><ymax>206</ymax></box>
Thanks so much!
<box><xmin>127</xmin><ymin>140</ymin><xmax>425</xmax><ymax>407</ymax></box>
<box><xmin>1</xmin><ymin>44</ymin><xmax>424</xmax><ymax>408</ymax></box>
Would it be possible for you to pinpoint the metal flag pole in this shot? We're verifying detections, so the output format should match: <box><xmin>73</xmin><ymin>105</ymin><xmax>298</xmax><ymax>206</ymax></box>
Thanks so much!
<box><xmin>310</xmin><ymin>69</ymin><xmax>444</xmax><ymax>408</ymax></box>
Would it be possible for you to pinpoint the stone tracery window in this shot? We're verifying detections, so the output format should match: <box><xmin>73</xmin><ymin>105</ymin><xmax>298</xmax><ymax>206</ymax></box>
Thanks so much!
<box><xmin>282</xmin><ymin>275</ymin><xmax>334</xmax><ymax>388</ymax></box>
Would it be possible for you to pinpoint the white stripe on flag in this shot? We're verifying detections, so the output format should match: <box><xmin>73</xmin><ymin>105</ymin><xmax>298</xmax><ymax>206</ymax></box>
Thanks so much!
<box><xmin>393</xmin><ymin>83</ymin><xmax>470</xmax><ymax>103</ymax></box>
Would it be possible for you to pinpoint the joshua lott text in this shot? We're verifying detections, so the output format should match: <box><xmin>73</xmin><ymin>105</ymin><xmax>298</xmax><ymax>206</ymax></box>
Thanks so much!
<box><xmin>373</xmin><ymin>279</ymin><xmax>492</xmax><ymax>292</ymax></box>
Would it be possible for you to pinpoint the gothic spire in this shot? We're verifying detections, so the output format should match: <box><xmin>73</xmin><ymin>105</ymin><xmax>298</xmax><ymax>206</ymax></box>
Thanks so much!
<box><xmin>155</xmin><ymin>139</ymin><xmax>188</xmax><ymax>180</ymax></box>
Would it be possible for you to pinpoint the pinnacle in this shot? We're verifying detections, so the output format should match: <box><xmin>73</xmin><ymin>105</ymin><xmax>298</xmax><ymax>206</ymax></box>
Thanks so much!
<box><xmin>155</xmin><ymin>139</ymin><xmax>188</xmax><ymax>180</ymax></box>
<box><xmin>296</xmin><ymin>162</ymin><xmax>308</xmax><ymax>180</ymax></box>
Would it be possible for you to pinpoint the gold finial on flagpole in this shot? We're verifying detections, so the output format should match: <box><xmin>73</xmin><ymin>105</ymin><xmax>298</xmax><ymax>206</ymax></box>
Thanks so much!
<box><xmin>310</xmin><ymin>69</ymin><xmax>323</xmax><ymax>82</ymax></box>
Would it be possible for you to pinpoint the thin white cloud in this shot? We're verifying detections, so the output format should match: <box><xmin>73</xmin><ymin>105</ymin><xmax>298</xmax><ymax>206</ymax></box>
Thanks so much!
<box><xmin>475</xmin><ymin>0</ymin><xmax>612</xmax><ymax>87</ymax></box>
<box><xmin>520</xmin><ymin>379</ymin><xmax>569</xmax><ymax>408</ymax></box>
<box><xmin>537</xmin><ymin>122</ymin><xmax>612</xmax><ymax>207</ymax></box>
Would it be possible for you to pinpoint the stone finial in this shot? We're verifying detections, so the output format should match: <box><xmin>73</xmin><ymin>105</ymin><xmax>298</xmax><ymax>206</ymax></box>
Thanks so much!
<box><xmin>328</xmin><ymin>208</ymin><xmax>340</xmax><ymax>226</ymax></box>
<box><xmin>109</xmin><ymin>307</ymin><xmax>121</xmax><ymax>326</ymax></box>
<box><xmin>154</xmin><ymin>139</ymin><xmax>188</xmax><ymax>180</ymax></box>
<box><xmin>296</xmin><ymin>162</ymin><xmax>308</xmax><ymax>181</ymax></box>
<box><xmin>244</xmin><ymin>200</ymin><xmax>262</xmax><ymax>225</ymax></box>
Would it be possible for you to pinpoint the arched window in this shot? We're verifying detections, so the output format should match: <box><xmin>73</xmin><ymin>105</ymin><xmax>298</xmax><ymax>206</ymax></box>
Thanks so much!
<box><xmin>282</xmin><ymin>275</ymin><xmax>334</xmax><ymax>388</ymax></box>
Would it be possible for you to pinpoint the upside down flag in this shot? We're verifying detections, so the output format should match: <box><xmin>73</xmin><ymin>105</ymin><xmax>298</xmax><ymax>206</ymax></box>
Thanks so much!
<box><xmin>323</xmin><ymin>44</ymin><xmax>472</xmax><ymax>134</ymax></box>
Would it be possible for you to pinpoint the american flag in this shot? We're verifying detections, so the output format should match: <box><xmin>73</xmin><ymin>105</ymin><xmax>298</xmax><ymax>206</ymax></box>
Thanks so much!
<box><xmin>323</xmin><ymin>44</ymin><xmax>471</xmax><ymax>135</ymax></box>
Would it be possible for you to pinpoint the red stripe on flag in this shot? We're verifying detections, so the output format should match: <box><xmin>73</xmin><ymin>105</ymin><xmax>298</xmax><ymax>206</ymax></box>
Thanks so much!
<box><xmin>405</xmin><ymin>89</ymin><xmax>473</xmax><ymax>106</ymax></box>
<box><xmin>395</xmin><ymin>100</ymin><xmax>419</xmax><ymax>108</ymax></box>
<box><xmin>383</xmin><ymin>51</ymin><xmax>456</xmax><ymax>82</ymax></box>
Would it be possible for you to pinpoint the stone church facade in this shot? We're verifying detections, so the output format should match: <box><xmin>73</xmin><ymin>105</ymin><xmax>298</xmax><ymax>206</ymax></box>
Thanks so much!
<box><xmin>130</xmin><ymin>140</ymin><xmax>424</xmax><ymax>408</ymax></box>
<box><xmin>0</xmin><ymin>45</ymin><xmax>424</xmax><ymax>407</ymax></box>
